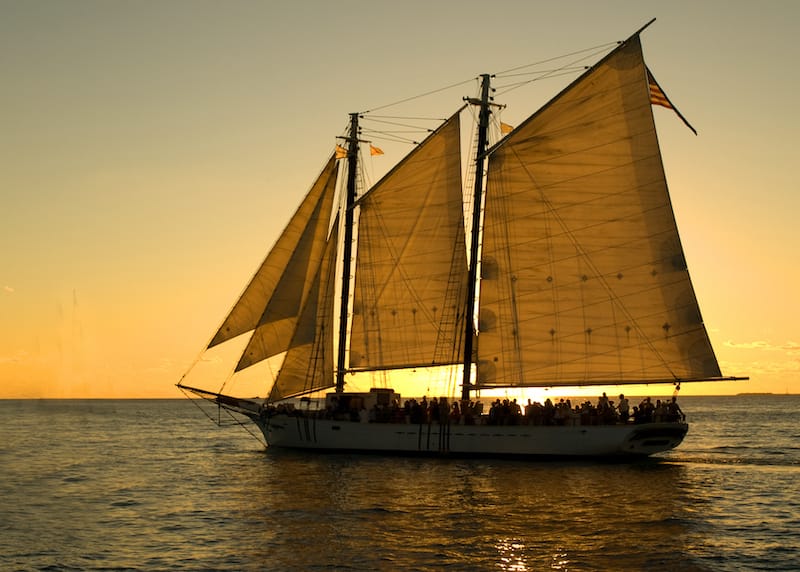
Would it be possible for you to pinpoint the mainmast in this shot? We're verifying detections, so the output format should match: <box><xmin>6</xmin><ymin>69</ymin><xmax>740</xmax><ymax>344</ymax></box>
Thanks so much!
<box><xmin>461</xmin><ymin>74</ymin><xmax>492</xmax><ymax>401</ymax></box>
<box><xmin>336</xmin><ymin>113</ymin><xmax>359</xmax><ymax>393</ymax></box>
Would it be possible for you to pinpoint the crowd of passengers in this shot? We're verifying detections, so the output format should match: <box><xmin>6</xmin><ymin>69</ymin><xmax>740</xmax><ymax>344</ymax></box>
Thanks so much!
<box><xmin>265</xmin><ymin>392</ymin><xmax>685</xmax><ymax>426</ymax></box>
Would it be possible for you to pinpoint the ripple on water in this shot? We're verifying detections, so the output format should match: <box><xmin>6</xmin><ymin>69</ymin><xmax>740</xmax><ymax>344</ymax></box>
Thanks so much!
<box><xmin>1</xmin><ymin>397</ymin><xmax>799</xmax><ymax>571</ymax></box>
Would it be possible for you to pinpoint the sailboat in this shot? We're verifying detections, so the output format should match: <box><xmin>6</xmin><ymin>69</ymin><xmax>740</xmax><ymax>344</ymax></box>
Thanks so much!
<box><xmin>178</xmin><ymin>22</ymin><xmax>746</xmax><ymax>458</ymax></box>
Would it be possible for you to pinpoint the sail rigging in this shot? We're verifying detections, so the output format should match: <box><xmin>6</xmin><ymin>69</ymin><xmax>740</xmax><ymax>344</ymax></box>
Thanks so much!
<box><xmin>349</xmin><ymin>112</ymin><xmax>467</xmax><ymax>372</ymax></box>
<box><xmin>179</xmin><ymin>25</ymin><xmax>745</xmax><ymax>408</ymax></box>
<box><xmin>176</xmin><ymin>22</ymin><xmax>749</xmax><ymax>460</ymax></box>
<box><xmin>477</xmin><ymin>35</ymin><xmax>720</xmax><ymax>388</ymax></box>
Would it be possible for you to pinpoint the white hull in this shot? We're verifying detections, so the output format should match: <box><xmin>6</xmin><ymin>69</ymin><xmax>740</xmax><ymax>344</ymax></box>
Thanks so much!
<box><xmin>254</xmin><ymin>414</ymin><xmax>688</xmax><ymax>458</ymax></box>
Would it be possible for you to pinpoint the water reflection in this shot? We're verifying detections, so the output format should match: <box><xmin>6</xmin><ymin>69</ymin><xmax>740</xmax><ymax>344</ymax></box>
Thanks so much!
<box><xmin>217</xmin><ymin>452</ymin><xmax>705</xmax><ymax>570</ymax></box>
<box><xmin>3</xmin><ymin>399</ymin><xmax>794</xmax><ymax>571</ymax></box>
<box><xmin>495</xmin><ymin>537</ymin><xmax>529</xmax><ymax>571</ymax></box>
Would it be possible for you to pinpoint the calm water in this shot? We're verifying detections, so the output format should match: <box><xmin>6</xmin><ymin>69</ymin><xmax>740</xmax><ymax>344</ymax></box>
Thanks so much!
<box><xmin>1</xmin><ymin>396</ymin><xmax>798</xmax><ymax>571</ymax></box>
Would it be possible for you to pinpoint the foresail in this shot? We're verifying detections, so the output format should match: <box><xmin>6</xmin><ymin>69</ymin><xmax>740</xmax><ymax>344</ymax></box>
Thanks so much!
<box><xmin>268</xmin><ymin>220</ymin><xmax>339</xmax><ymax>401</ymax></box>
<box><xmin>349</xmin><ymin>114</ymin><xmax>467</xmax><ymax>371</ymax></box>
<box><xmin>208</xmin><ymin>156</ymin><xmax>338</xmax><ymax>371</ymax></box>
<box><xmin>478</xmin><ymin>36</ymin><xmax>721</xmax><ymax>388</ymax></box>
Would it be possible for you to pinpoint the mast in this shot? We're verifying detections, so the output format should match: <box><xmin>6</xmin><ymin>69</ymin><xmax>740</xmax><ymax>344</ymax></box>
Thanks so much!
<box><xmin>336</xmin><ymin>113</ymin><xmax>359</xmax><ymax>392</ymax></box>
<box><xmin>461</xmin><ymin>74</ymin><xmax>492</xmax><ymax>401</ymax></box>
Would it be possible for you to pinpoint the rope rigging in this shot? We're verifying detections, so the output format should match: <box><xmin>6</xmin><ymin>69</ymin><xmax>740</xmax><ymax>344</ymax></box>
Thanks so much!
<box><xmin>493</xmin><ymin>43</ymin><xmax>617</xmax><ymax>97</ymax></box>
<box><xmin>355</xmin><ymin>41</ymin><xmax>619</xmax><ymax>149</ymax></box>
<box><xmin>178</xmin><ymin>385</ymin><xmax>267</xmax><ymax>446</ymax></box>
<box><xmin>493</xmin><ymin>41</ymin><xmax>618</xmax><ymax>76</ymax></box>
<box><xmin>179</xmin><ymin>37</ymin><xmax>636</xmax><ymax>417</ymax></box>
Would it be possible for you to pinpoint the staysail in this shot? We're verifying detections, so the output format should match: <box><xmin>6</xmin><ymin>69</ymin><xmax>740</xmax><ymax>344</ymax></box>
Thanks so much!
<box><xmin>208</xmin><ymin>156</ymin><xmax>338</xmax><ymax>372</ymax></box>
<box><xmin>477</xmin><ymin>35</ymin><xmax>721</xmax><ymax>388</ymax></box>
<box><xmin>349</xmin><ymin>113</ymin><xmax>468</xmax><ymax>371</ymax></box>
<box><xmin>268</xmin><ymin>220</ymin><xmax>339</xmax><ymax>401</ymax></box>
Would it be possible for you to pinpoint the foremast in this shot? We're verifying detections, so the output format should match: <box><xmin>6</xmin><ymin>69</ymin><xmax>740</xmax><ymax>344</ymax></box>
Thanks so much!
<box><xmin>336</xmin><ymin>112</ymin><xmax>360</xmax><ymax>393</ymax></box>
<box><xmin>461</xmin><ymin>74</ymin><xmax>493</xmax><ymax>402</ymax></box>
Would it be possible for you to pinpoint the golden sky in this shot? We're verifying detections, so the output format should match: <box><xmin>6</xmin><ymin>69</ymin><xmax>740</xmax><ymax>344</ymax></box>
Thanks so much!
<box><xmin>2</xmin><ymin>1</ymin><xmax>798</xmax><ymax>398</ymax></box>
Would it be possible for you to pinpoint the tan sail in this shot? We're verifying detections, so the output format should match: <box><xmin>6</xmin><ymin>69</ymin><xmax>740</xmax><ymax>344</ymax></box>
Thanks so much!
<box><xmin>349</xmin><ymin>114</ymin><xmax>468</xmax><ymax>370</ymax></box>
<box><xmin>207</xmin><ymin>156</ymin><xmax>338</xmax><ymax>370</ymax></box>
<box><xmin>478</xmin><ymin>36</ymin><xmax>721</xmax><ymax>387</ymax></box>
<box><xmin>268</xmin><ymin>221</ymin><xmax>339</xmax><ymax>401</ymax></box>
<box><xmin>235</xmin><ymin>157</ymin><xmax>338</xmax><ymax>370</ymax></box>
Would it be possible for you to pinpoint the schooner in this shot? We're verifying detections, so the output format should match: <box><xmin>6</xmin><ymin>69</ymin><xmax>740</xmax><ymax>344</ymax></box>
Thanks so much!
<box><xmin>178</xmin><ymin>22</ymin><xmax>746</xmax><ymax>457</ymax></box>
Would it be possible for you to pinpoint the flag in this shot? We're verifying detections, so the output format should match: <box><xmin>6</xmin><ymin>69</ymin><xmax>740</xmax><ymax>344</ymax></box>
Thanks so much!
<box><xmin>646</xmin><ymin>67</ymin><xmax>697</xmax><ymax>135</ymax></box>
<box><xmin>335</xmin><ymin>144</ymin><xmax>347</xmax><ymax>159</ymax></box>
<box><xmin>500</xmin><ymin>122</ymin><xmax>514</xmax><ymax>134</ymax></box>
<box><xmin>369</xmin><ymin>144</ymin><xmax>384</xmax><ymax>156</ymax></box>
<box><xmin>648</xmin><ymin>73</ymin><xmax>672</xmax><ymax>109</ymax></box>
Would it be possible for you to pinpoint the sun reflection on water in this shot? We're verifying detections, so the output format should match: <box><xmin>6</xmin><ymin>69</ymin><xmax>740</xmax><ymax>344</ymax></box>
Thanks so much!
<box><xmin>495</xmin><ymin>537</ymin><xmax>529</xmax><ymax>571</ymax></box>
<box><xmin>549</xmin><ymin>547</ymin><xmax>570</xmax><ymax>570</ymax></box>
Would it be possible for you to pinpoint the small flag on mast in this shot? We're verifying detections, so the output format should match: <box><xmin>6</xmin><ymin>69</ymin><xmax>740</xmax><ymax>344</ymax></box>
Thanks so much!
<box><xmin>369</xmin><ymin>144</ymin><xmax>384</xmax><ymax>156</ymax></box>
<box><xmin>335</xmin><ymin>144</ymin><xmax>347</xmax><ymax>159</ymax></box>
<box><xmin>646</xmin><ymin>67</ymin><xmax>697</xmax><ymax>135</ymax></box>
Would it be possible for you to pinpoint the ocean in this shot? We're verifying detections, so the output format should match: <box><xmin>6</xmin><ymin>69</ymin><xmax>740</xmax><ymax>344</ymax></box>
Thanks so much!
<box><xmin>1</xmin><ymin>395</ymin><xmax>798</xmax><ymax>571</ymax></box>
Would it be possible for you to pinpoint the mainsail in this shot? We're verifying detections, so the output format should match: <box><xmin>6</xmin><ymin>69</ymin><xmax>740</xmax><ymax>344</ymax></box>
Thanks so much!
<box><xmin>349</xmin><ymin>113</ymin><xmax>467</xmax><ymax>371</ymax></box>
<box><xmin>477</xmin><ymin>35</ymin><xmax>720</xmax><ymax>388</ymax></box>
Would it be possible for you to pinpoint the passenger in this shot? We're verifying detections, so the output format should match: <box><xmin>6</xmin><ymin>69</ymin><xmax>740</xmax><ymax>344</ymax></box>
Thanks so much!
<box><xmin>553</xmin><ymin>401</ymin><xmax>564</xmax><ymax>425</ymax></box>
<box><xmin>362</xmin><ymin>392</ymin><xmax>687</xmax><ymax>426</ymax></box>
<box><xmin>653</xmin><ymin>399</ymin><xmax>665</xmax><ymax>422</ymax></box>
<box><xmin>410</xmin><ymin>399</ymin><xmax>424</xmax><ymax>424</ymax></box>
<box><xmin>570</xmin><ymin>404</ymin><xmax>581</xmax><ymax>426</ymax></box>
<box><xmin>488</xmin><ymin>400</ymin><xmax>498</xmax><ymax>425</ymax></box>
<box><xmin>430</xmin><ymin>397</ymin><xmax>440</xmax><ymax>423</ymax></box>
<box><xmin>603</xmin><ymin>399</ymin><xmax>617</xmax><ymax>424</ymax></box>
<box><xmin>667</xmin><ymin>396</ymin><xmax>684</xmax><ymax>422</ymax></box>
<box><xmin>450</xmin><ymin>401</ymin><xmax>461</xmax><ymax>424</ymax></box>
<box><xmin>543</xmin><ymin>398</ymin><xmax>555</xmax><ymax>425</ymax></box>
<box><xmin>579</xmin><ymin>401</ymin><xmax>592</xmax><ymax>426</ymax></box>
<box><xmin>500</xmin><ymin>399</ymin><xmax>511</xmax><ymax>425</ymax></box>
<box><xmin>462</xmin><ymin>401</ymin><xmax>474</xmax><ymax>425</ymax></box>
<box><xmin>639</xmin><ymin>397</ymin><xmax>654</xmax><ymax>423</ymax></box>
<box><xmin>511</xmin><ymin>399</ymin><xmax>522</xmax><ymax>425</ymax></box>
<box><xmin>391</xmin><ymin>400</ymin><xmax>404</xmax><ymax>423</ymax></box>
<box><xmin>618</xmin><ymin>394</ymin><xmax>630</xmax><ymax>423</ymax></box>
<box><xmin>439</xmin><ymin>397</ymin><xmax>449</xmax><ymax>424</ymax></box>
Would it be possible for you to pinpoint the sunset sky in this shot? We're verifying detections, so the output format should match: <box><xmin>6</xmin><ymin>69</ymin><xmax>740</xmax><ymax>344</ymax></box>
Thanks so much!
<box><xmin>2</xmin><ymin>1</ymin><xmax>798</xmax><ymax>398</ymax></box>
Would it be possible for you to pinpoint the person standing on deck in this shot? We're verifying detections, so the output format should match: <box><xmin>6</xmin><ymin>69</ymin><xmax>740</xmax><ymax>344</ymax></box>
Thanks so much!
<box><xmin>618</xmin><ymin>394</ymin><xmax>630</xmax><ymax>423</ymax></box>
